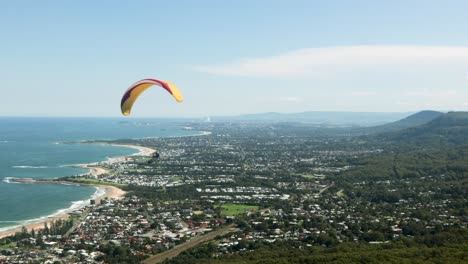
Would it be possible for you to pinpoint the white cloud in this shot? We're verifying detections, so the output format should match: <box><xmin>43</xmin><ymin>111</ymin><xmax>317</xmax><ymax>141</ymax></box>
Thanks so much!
<box><xmin>195</xmin><ymin>45</ymin><xmax>468</xmax><ymax>78</ymax></box>
<box><xmin>349</xmin><ymin>91</ymin><xmax>378</xmax><ymax>96</ymax></box>
<box><xmin>404</xmin><ymin>89</ymin><xmax>458</xmax><ymax>98</ymax></box>
<box><xmin>279</xmin><ymin>97</ymin><xmax>302</xmax><ymax>102</ymax></box>
<box><xmin>258</xmin><ymin>96</ymin><xmax>303</xmax><ymax>103</ymax></box>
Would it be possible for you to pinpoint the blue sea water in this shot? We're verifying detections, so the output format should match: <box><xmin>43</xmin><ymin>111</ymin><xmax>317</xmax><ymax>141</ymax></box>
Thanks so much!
<box><xmin>0</xmin><ymin>117</ymin><xmax>197</xmax><ymax>231</ymax></box>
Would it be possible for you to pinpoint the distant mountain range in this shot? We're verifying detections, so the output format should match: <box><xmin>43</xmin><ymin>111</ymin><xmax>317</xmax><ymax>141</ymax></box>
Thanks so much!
<box><xmin>366</xmin><ymin>110</ymin><xmax>443</xmax><ymax>133</ymax></box>
<box><xmin>210</xmin><ymin>111</ymin><xmax>468</xmax><ymax>147</ymax></box>
<box><xmin>212</xmin><ymin>111</ymin><xmax>413</xmax><ymax>126</ymax></box>
<box><xmin>377</xmin><ymin>111</ymin><xmax>468</xmax><ymax>146</ymax></box>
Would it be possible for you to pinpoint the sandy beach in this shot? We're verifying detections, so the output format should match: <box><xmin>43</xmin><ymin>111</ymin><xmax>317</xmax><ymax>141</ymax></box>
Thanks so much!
<box><xmin>76</xmin><ymin>143</ymin><xmax>156</xmax><ymax>176</ymax></box>
<box><xmin>92</xmin><ymin>142</ymin><xmax>156</xmax><ymax>157</ymax></box>
<box><xmin>76</xmin><ymin>164</ymin><xmax>110</xmax><ymax>176</ymax></box>
<box><xmin>0</xmin><ymin>143</ymin><xmax>155</xmax><ymax>240</ymax></box>
<box><xmin>0</xmin><ymin>214</ymin><xmax>71</xmax><ymax>240</ymax></box>
<box><xmin>0</xmin><ymin>184</ymin><xmax>126</xmax><ymax>239</ymax></box>
<box><xmin>111</xmin><ymin>144</ymin><xmax>156</xmax><ymax>156</ymax></box>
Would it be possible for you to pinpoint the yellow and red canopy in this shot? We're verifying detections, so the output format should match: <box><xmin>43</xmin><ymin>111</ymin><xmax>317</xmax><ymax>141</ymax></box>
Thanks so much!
<box><xmin>120</xmin><ymin>78</ymin><xmax>183</xmax><ymax>116</ymax></box>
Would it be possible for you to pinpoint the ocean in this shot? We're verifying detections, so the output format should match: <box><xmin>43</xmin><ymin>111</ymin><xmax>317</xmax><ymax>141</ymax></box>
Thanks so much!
<box><xmin>0</xmin><ymin>117</ymin><xmax>197</xmax><ymax>232</ymax></box>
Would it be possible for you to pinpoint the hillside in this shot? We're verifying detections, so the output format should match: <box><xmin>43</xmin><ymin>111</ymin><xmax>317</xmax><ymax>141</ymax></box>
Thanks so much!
<box><xmin>368</xmin><ymin>110</ymin><xmax>443</xmax><ymax>133</ymax></box>
<box><xmin>379</xmin><ymin>111</ymin><xmax>468</xmax><ymax>147</ymax></box>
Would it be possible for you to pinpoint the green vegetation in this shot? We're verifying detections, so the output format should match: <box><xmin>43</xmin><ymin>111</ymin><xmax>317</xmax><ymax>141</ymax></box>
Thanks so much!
<box><xmin>59</xmin><ymin>177</ymin><xmax>127</xmax><ymax>188</ymax></box>
<box><xmin>168</xmin><ymin>240</ymin><xmax>468</xmax><ymax>264</ymax></box>
<box><xmin>214</xmin><ymin>204</ymin><xmax>259</xmax><ymax>216</ymax></box>
<box><xmin>0</xmin><ymin>241</ymin><xmax>16</xmax><ymax>250</ymax></box>
<box><xmin>0</xmin><ymin>219</ymin><xmax>75</xmax><ymax>249</ymax></box>
<box><xmin>132</xmin><ymin>156</ymin><xmax>152</xmax><ymax>163</ymax></box>
<box><xmin>297</xmin><ymin>173</ymin><xmax>324</xmax><ymax>179</ymax></box>
<box><xmin>8</xmin><ymin>111</ymin><xmax>465</xmax><ymax>263</ymax></box>
<box><xmin>336</xmin><ymin>189</ymin><xmax>345</xmax><ymax>197</ymax></box>
<box><xmin>366</xmin><ymin>110</ymin><xmax>443</xmax><ymax>134</ymax></box>
<box><xmin>97</xmin><ymin>244</ymin><xmax>148</xmax><ymax>263</ymax></box>
<box><xmin>159</xmin><ymin>113</ymin><xmax>468</xmax><ymax>263</ymax></box>
<box><xmin>172</xmin><ymin>176</ymin><xmax>183</xmax><ymax>182</ymax></box>
<box><xmin>379</xmin><ymin>111</ymin><xmax>468</xmax><ymax>147</ymax></box>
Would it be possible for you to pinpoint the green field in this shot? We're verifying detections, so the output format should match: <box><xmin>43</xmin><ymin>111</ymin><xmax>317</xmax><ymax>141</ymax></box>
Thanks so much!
<box><xmin>214</xmin><ymin>204</ymin><xmax>259</xmax><ymax>216</ymax></box>
<box><xmin>298</xmin><ymin>173</ymin><xmax>325</xmax><ymax>179</ymax></box>
<box><xmin>337</xmin><ymin>189</ymin><xmax>345</xmax><ymax>197</ymax></box>
<box><xmin>132</xmin><ymin>156</ymin><xmax>152</xmax><ymax>163</ymax></box>
<box><xmin>0</xmin><ymin>242</ymin><xmax>16</xmax><ymax>250</ymax></box>
<box><xmin>171</xmin><ymin>176</ymin><xmax>183</xmax><ymax>182</ymax></box>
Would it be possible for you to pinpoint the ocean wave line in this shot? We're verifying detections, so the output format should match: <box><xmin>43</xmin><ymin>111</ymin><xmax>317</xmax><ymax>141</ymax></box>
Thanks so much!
<box><xmin>12</xmin><ymin>165</ymin><xmax>50</xmax><ymax>169</ymax></box>
<box><xmin>0</xmin><ymin>188</ymin><xmax>104</xmax><ymax>233</ymax></box>
<box><xmin>1</xmin><ymin>177</ymin><xmax>20</xmax><ymax>184</ymax></box>
<box><xmin>0</xmin><ymin>225</ymin><xmax>21</xmax><ymax>234</ymax></box>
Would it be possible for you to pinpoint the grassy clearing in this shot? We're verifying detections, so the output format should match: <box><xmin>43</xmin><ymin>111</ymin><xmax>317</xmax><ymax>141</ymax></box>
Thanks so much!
<box><xmin>337</xmin><ymin>189</ymin><xmax>345</xmax><ymax>197</ymax></box>
<box><xmin>172</xmin><ymin>176</ymin><xmax>183</xmax><ymax>182</ymax></box>
<box><xmin>297</xmin><ymin>173</ymin><xmax>325</xmax><ymax>179</ymax></box>
<box><xmin>132</xmin><ymin>156</ymin><xmax>152</xmax><ymax>163</ymax></box>
<box><xmin>215</xmin><ymin>204</ymin><xmax>259</xmax><ymax>216</ymax></box>
<box><xmin>0</xmin><ymin>242</ymin><xmax>16</xmax><ymax>250</ymax></box>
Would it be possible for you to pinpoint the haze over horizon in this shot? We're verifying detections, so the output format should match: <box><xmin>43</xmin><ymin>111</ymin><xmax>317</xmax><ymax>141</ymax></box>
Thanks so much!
<box><xmin>2</xmin><ymin>1</ymin><xmax>468</xmax><ymax>117</ymax></box>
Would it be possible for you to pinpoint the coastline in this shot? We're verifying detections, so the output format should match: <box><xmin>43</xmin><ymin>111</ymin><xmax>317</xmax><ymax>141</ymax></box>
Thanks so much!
<box><xmin>0</xmin><ymin>183</ymin><xmax>126</xmax><ymax>239</ymax></box>
<box><xmin>74</xmin><ymin>143</ymin><xmax>156</xmax><ymax>175</ymax></box>
<box><xmin>0</xmin><ymin>143</ymin><xmax>156</xmax><ymax>240</ymax></box>
<box><xmin>91</xmin><ymin>143</ymin><xmax>156</xmax><ymax>157</ymax></box>
<box><xmin>0</xmin><ymin>130</ymin><xmax>212</xmax><ymax>240</ymax></box>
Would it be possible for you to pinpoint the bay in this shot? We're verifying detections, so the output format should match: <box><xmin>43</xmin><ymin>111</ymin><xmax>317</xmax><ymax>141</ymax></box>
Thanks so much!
<box><xmin>0</xmin><ymin>117</ymin><xmax>197</xmax><ymax>230</ymax></box>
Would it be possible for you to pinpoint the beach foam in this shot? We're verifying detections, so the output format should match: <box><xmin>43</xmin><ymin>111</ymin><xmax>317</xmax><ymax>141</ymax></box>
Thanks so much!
<box><xmin>0</xmin><ymin>225</ymin><xmax>21</xmax><ymax>234</ymax></box>
<box><xmin>91</xmin><ymin>186</ymin><xmax>106</xmax><ymax>200</ymax></box>
<box><xmin>0</xmin><ymin>118</ymin><xmax>194</xmax><ymax>237</ymax></box>
<box><xmin>48</xmin><ymin>200</ymin><xmax>86</xmax><ymax>217</ymax></box>
<box><xmin>2</xmin><ymin>177</ymin><xmax>11</xmax><ymax>183</ymax></box>
<box><xmin>0</xmin><ymin>186</ymin><xmax>105</xmax><ymax>235</ymax></box>
<box><xmin>0</xmin><ymin>197</ymin><xmax>95</xmax><ymax>234</ymax></box>
<box><xmin>1</xmin><ymin>177</ymin><xmax>20</xmax><ymax>184</ymax></box>
<box><xmin>12</xmin><ymin>165</ymin><xmax>50</xmax><ymax>169</ymax></box>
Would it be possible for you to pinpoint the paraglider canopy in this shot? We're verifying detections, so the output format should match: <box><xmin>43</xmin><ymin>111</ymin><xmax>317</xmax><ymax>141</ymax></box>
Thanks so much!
<box><xmin>120</xmin><ymin>78</ymin><xmax>183</xmax><ymax>116</ymax></box>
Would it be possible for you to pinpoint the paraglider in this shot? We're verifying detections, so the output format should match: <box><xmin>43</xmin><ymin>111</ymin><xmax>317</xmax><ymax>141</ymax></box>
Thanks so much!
<box><xmin>148</xmin><ymin>151</ymin><xmax>160</xmax><ymax>164</ymax></box>
<box><xmin>120</xmin><ymin>78</ymin><xmax>183</xmax><ymax>163</ymax></box>
<box><xmin>120</xmin><ymin>78</ymin><xmax>184</xmax><ymax>116</ymax></box>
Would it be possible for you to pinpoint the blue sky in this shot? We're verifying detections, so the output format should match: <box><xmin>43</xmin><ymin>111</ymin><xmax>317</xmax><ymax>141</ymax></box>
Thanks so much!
<box><xmin>1</xmin><ymin>0</ymin><xmax>468</xmax><ymax>117</ymax></box>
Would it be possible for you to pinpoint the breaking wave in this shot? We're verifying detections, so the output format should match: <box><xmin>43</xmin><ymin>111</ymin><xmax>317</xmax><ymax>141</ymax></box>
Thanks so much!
<box><xmin>0</xmin><ymin>187</ymin><xmax>104</xmax><ymax>234</ymax></box>
<box><xmin>12</xmin><ymin>165</ymin><xmax>50</xmax><ymax>169</ymax></box>
<box><xmin>1</xmin><ymin>177</ymin><xmax>20</xmax><ymax>184</ymax></box>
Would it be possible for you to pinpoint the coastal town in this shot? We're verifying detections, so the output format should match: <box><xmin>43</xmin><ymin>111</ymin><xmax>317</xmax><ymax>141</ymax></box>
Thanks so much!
<box><xmin>5</xmin><ymin>0</ymin><xmax>468</xmax><ymax>263</ymax></box>
<box><xmin>1</xmin><ymin>122</ymin><xmax>467</xmax><ymax>263</ymax></box>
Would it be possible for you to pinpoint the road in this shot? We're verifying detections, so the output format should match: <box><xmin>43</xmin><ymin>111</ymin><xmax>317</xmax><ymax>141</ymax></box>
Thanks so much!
<box><xmin>143</xmin><ymin>224</ymin><xmax>237</xmax><ymax>264</ymax></box>
<box><xmin>64</xmin><ymin>208</ymin><xmax>90</xmax><ymax>238</ymax></box>
<box><xmin>319</xmin><ymin>182</ymin><xmax>334</xmax><ymax>195</ymax></box>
